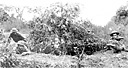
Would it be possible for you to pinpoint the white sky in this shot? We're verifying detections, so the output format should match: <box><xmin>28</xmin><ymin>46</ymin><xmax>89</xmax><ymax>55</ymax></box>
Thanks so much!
<box><xmin>0</xmin><ymin>0</ymin><xmax>128</xmax><ymax>26</ymax></box>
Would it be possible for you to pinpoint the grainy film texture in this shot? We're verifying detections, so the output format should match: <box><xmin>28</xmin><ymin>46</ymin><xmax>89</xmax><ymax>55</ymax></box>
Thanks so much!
<box><xmin>0</xmin><ymin>0</ymin><xmax>128</xmax><ymax>68</ymax></box>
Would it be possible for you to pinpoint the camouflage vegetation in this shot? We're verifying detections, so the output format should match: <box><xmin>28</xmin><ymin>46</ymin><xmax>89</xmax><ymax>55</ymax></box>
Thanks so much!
<box><xmin>0</xmin><ymin>2</ymin><xmax>128</xmax><ymax>68</ymax></box>
<box><xmin>27</xmin><ymin>3</ymin><xmax>107</xmax><ymax>56</ymax></box>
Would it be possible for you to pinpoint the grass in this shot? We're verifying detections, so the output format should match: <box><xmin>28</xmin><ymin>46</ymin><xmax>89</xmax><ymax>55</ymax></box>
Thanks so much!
<box><xmin>0</xmin><ymin>51</ymin><xmax>128</xmax><ymax>68</ymax></box>
<box><xmin>0</xmin><ymin>32</ymin><xmax>128</xmax><ymax>68</ymax></box>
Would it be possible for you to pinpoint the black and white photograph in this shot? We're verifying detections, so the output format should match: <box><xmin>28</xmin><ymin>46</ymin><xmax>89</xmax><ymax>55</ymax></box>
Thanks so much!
<box><xmin>0</xmin><ymin>0</ymin><xmax>128</xmax><ymax>68</ymax></box>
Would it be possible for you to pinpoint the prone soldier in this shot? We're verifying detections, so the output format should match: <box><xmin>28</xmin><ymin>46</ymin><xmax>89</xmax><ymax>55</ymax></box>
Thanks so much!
<box><xmin>107</xmin><ymin>31</ymin><xmax>128</xmax><ymax>53</ymax></box>
<box><xmin>7</xmin><ymin>28</ymin><xmax>30</xmax><ymax>54</ymax></box>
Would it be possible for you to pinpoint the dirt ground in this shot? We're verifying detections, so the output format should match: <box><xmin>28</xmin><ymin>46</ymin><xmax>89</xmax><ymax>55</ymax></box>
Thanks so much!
<box><xmin>11</xmin><ymin>51</ymin><xmax>128</xmax><ymax>68</ymax></box>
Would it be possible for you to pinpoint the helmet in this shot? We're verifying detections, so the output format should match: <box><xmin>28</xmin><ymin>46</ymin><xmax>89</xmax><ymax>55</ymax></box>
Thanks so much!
<box><xmin>11</xmin><ymin>28</ymin><xmax>18</xmax><ymax>32</ymax></box>
<box><xmin>110</xmin><ymin>31</ymin><xmax>120</xmax><ymax>36</ymax></box>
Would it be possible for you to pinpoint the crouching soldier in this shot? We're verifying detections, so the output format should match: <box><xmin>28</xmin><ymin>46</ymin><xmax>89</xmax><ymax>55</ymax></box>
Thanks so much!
<box><xmin>107</xmin><ymin>31</ymin><xmax>128</xmax><ymax>53</ymax></box>
<box><xmin>7</xmin><ymin>28</ymin><xmax>30</xmax><ymax>54</ymax></box>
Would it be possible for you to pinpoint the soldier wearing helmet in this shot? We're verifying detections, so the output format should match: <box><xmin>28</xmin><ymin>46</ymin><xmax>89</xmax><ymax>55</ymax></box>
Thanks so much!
<box><xmin>7</xmin><ymin>28</ymin><xmax>29</xmax><ymax>54</ymax></box>
<box><xmin>110</xmin><ymin>31</ymin><xmax>124</xmax><ymax>41</ymax></box>
<box><xmin>8</xmin><ymin>28</ymin><xmax>26</xmax><ymax>43</ymax></box>
<box><xmin>107</xmin><ymin>30</ymin><xmax>128</xmax><ymax>53</ymax></box>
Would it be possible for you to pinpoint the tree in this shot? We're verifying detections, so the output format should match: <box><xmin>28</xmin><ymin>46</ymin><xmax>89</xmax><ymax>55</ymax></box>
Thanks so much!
<box><xmin>14</xmin><ymin>7</ymin><xmax>26</xmax><ymax>20</ymax></box>
<box><xmin>3</xmin><ymin>5</ymin><xmax>28</xmax><ymax>21</ymax></box>
<box><xmin>113</xmin><ymin>5</ymin><xmax>128</xmax><ymax>26</ymax></box>
<box><xmin>28</xmin><ymin>2</ymin><xmax>81</xmax><ymax>52</ymax></box>
<box><xmin>27</xmin><ymin>2</ymin><xmax>107</xmax><ymax>68</ymax></box>
<box><xmin>0</xmin><ymin>8</ymin><xmax>10</xmax><ymax>24</ymax></box>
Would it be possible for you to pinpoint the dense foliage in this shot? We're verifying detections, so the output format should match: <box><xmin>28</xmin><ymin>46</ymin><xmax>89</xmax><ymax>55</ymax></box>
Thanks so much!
<box><xmin>1</xmin><ymin>2</ymin><xmax>128</xmax><ymax>68</ymax></box>
<box><xmin>0</xmin><ymin>8</ymin><xmax>10</xmax><ymax>24</ymax></box>
<box><xmin>28</xmin><ymin>3</ymin><xmax>107</xmax><ymax>56</ymax></box>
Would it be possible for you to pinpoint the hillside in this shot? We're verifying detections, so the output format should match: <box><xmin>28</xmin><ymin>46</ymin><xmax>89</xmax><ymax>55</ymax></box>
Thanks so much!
<box><xmin>0</xmin><ymin>51</ymin><xmax>127</xmax><ymax>68</ymax></box>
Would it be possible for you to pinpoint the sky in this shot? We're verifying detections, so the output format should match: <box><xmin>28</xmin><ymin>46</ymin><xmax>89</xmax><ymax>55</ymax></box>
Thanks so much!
<box><xmin>0</xmin><ymin>0</ymin><xmax>128</xmax><ymax>26</ymax></box>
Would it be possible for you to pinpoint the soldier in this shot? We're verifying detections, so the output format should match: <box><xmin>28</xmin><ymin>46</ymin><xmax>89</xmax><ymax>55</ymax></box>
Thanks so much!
<box><xmin>7</xmin><ymin>28</ymin><xmax>30</xmax><ymax>54</ymax></box>
<box><xmin>107</xmin><ymin>31</ymin><xmax>127</xmax><ymax>53</ymax></box>
<box><xmin>8</xmin><ymin>28</ymin><xmax>26</xmax><ymax>43</ymax></box>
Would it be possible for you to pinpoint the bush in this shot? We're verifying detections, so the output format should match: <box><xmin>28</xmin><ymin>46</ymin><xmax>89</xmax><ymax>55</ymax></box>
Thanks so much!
<box><xmin>0</xmin><ymin>55</ymin><xmax>20</xmax><ymax>68</ymax></box>
<box><xmin>27</xmin><ymin>3</ymin><xmax>107</xmax><ymax>56</ymax></box>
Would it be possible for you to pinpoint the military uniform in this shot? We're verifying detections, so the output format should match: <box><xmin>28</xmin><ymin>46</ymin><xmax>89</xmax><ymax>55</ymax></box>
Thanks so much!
<box><xmin>107</xmin><ymin>31</ymin><xmax>126</xmax><ymax>53</ymax></box>
<box><xmin>7</xmin><ymin>28</ymin><xmax>30</xmax><ymax>54</ymax></box>
<box><xmin>8</xmin><ymin>29</ymin><xmax>26</xmax><ymax>43</ymax></box>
